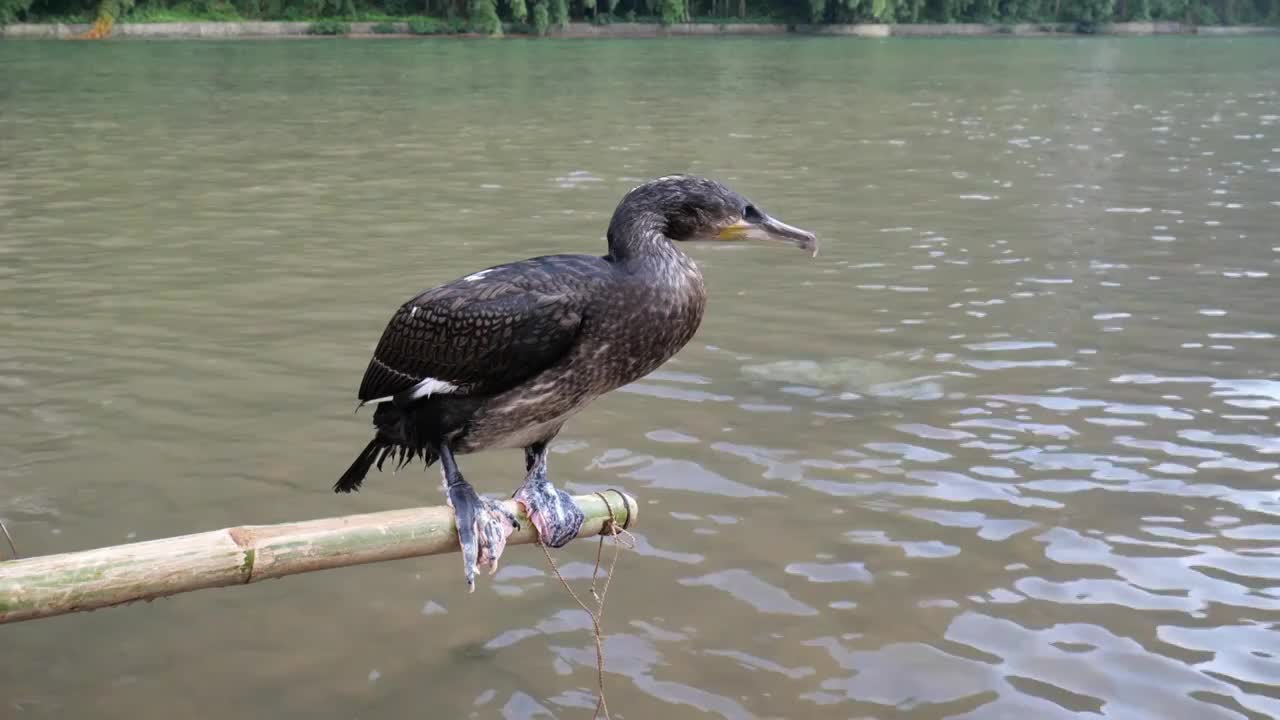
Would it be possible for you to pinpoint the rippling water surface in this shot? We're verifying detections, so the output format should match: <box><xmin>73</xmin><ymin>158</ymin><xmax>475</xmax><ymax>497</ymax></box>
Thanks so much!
<box><xmin>2</xmin><ymin>37</ymin><xmax>1279</xmax><ymax>719</ymax></box>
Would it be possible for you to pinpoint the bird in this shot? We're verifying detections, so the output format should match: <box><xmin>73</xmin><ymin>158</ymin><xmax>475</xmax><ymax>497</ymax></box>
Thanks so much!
<box><xmin>334</xmin><ymin>174</ymin><xmax>818</xmax><ymax>591</ymax></box>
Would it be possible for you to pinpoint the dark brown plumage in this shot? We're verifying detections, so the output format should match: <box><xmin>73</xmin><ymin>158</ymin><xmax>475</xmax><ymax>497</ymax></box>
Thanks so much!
<box><xmin>335</xmin><ymin>175</ymin><xmax>817</xmax><ymax>590</ymax></box>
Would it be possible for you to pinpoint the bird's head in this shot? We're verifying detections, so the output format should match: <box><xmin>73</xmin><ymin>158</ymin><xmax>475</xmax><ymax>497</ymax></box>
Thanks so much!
<box><xmin>608</xmin><ymin>175</ymin><xmax>819</xmax><ymax>259</ymax></box>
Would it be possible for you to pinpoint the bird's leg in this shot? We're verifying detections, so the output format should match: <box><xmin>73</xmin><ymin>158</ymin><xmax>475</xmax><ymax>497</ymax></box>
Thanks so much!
<box><xmin>438</xmin><ymin>443</ymin><xmax>518</xmax><ymax>592</ymax></box>
<box><xmin>513</xmin><ymin>442</ymin><xmax>585</xmax><ymax>549</ymax></box>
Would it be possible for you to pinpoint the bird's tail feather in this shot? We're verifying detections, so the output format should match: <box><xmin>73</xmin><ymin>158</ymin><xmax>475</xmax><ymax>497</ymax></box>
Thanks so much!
<box><xmin>334</xmin><ymin>438</ymin><xmax>385</xmax><ymax>493</ymax></box>
<box><xmin>334</xmin><ymin>437</ymin><xmax>439</xmax><ymax>493</ymax></box>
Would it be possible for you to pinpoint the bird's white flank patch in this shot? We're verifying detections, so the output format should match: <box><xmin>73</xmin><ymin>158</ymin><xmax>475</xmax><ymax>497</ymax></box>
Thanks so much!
<box><xmin>406</xmin><ymin>377</ymin><xmax>458</xmax><ymax>400</ymax></box>
<box><xmin>464</xmin><ymin>269</ymin><xmax>494</xmax><ymax>283</ymax></box>
<box><xmin>362</xmin><ymin>377</ymin><xmax>457</xmax><ymax>407</ymax></box>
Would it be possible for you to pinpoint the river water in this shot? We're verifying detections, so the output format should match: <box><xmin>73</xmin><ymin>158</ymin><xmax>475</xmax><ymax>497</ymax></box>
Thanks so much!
<box><xmin>2</xmin><ymin>36</ymin><xmax>1278</xmax><ymax>719</ymax></box>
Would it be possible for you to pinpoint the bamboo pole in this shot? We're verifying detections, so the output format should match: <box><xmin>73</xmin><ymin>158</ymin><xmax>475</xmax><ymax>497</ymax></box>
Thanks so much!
<box><xmin>0</xmin><ymin>491</ymin><xmax>637</xmax><ymax>626</ymax></box>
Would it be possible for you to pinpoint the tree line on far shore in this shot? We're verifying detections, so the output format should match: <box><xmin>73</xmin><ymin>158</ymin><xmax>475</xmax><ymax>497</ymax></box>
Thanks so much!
<box><xmin>3</xmin><ymin>0</ymin><xmax>1275</xmax><ymax>38</ymax></box>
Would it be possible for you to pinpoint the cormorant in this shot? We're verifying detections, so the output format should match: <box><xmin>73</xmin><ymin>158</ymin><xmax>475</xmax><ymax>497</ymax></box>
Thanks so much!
<box><xmin>335</xmin><ymin>175</ymin><xmax>818</xmax><ymax>590</ymax></box>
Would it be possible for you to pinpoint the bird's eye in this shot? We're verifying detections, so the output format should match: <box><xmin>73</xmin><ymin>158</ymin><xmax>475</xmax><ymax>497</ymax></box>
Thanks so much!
<box><xmin>743</xmin><ymin>204</ymin><xmax>764</xmax><ymax>223</ymax></box>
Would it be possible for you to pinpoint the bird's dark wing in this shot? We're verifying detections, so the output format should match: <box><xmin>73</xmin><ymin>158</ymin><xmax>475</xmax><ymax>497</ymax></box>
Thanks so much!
<box><xmin>356</xmin><ymin>257</ymin><xmax>600</xmax><ymax>403</ymax></box>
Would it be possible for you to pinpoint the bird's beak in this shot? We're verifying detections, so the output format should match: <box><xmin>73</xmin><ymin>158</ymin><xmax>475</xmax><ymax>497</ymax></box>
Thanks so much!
<box><xmin>716</xmin><ymin>215</ymin><xmax>820</xmax><ymax>257</ymax></box>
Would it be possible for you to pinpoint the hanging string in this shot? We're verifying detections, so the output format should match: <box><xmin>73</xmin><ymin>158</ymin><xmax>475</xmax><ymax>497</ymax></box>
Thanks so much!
<box><xmin>1</xmin><ymin>520</ymin><xmax>18</xmax><ymax>561</ymax></box>
<box><xmin>539</xmin><ymin>491</ymin><xmax>634</xmax><ymax>720</ymax></box>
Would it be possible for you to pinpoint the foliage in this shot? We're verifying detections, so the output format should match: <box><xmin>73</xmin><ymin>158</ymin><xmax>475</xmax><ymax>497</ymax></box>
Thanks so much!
<box><xmin>659</xmin><ymin>0</ymin><xmax>683</xmax><ymax>22</ymax></box>
<box><xmin>7</xmin><ymin>0</ymin><xmax>1275</xmax><ymax>32</ymax></box>
<box><xmin>468</xmin><ymin>0</ymin><xmax>500</xmax><ymax>30</ymax></box>
<box><xmin>306</xmin><ymin>15</ymin><xmax>347</xmax><ymax>29</ymax></box>
<box><xmin>1</xmin><ymin>0</ymin><xmax>36</xmax><ymax>24</ymax></box>
<box><xmin>125</xmin><ymin>2</ymin><xmax>240</xmax><ymax>20</ymax></box>
<box><xmin>406</xmin><ymin>14</ymin><xmax>462</xmax><ymax>30</ymax></box>
<box><xmin>1070</xmin><ymin>0</ymin><xmax>1112</xmax><ymax>21</ymax></box>
<box><xmin>1192</xmin><ymin>1</ymin><xmax>1217</xmax><ymax>19</ymax></box>
<box><xmin>548</xmin><ymin>0</ymin><xmax>567</xmax><ymax>24</ymax></box>
<box><xmin>530</xmin><ymin>0</ymin><xmax>548</xmax><ymax>29</ymax></box>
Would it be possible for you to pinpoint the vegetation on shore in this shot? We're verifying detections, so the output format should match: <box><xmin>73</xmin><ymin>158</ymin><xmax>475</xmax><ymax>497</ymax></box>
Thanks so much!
<box><xmin>3</xmin><ymin>0</ymin><xmax>1274</xmax><ymax>37</ymax></box>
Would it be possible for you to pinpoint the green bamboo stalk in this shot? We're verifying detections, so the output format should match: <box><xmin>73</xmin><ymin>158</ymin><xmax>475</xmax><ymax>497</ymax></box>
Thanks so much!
<box><xmin>0</xmin><ymin>491</ymin><xmax>637</xmax><ymax>625</ymax></box>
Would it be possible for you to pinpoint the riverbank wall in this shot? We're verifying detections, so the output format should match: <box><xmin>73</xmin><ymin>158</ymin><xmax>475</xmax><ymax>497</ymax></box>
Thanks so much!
<box><xmin>3</xmin><ymin>20</ymin><xmax>1277</xmax><ymax>39</ymax></box>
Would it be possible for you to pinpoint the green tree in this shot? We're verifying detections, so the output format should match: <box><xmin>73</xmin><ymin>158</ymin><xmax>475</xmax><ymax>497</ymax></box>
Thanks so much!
<box><xmin>9</xmin><ymin>0</ymin><xmax>1267</xmax><ymax>36</ymax></box>
<box><xmin>531</xmin><ymin>0</ymin><xmax>549</xmax><ymax>28</ymax></box>
<box><xmin>468</xmin><ymin>0</ymin><xmax>501</xmax><ymax>31</ymax></box>
<box><xmin>549</xmin><ymin>0</ymin><xmax>567</xmax><ymax>24</ymax></box>
<box><xmin>0</xmin><ymin>0</ymin><xmax>36</xmax><ymax>24</ymax></box>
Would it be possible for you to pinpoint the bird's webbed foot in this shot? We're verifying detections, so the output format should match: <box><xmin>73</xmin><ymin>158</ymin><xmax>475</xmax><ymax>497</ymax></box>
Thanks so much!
<box><xmin>513</xmin><ymin>444</ymin><xmax>585</xmax><ymax>549</ymax></box>
<box><xmin>441</xmin><ymin>449</ymin><xmax>519</xmax><ymax>592</ymax></box>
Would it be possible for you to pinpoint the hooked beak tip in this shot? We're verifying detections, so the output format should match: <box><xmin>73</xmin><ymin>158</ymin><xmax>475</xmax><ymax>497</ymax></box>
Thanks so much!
<box><xmin>762</xmin><ymin>216</ymin><xmax>819</xmax><ymax>258</ymax></box>
<box><xmin>799</xmin><ymin>232</ymin><xmax>820</xmax><ymax>258</ymax></box>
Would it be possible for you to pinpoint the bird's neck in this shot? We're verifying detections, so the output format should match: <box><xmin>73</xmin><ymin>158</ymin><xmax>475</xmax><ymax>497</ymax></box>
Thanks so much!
<box><xmin>606</xmin><ymin>206</ymin><xmax>665</xmax><ymax>258</ymax></box>
<box><xmin>606</xmin><ymin>209</ymin><xmax>672</xmax><ymax>264</ymax></box>
<box><xmin>605</xmin><ymin>210</ymin><xmax>704</xmax><ymax>298</ymax></box>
